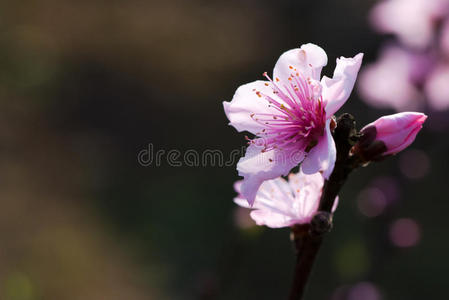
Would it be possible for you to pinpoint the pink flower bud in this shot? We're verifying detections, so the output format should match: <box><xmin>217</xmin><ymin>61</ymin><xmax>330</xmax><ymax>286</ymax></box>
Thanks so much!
<box><xmin>355</xmin><ymin>112</ymin><xmax>427</xmax><ymax>160</ymax></box>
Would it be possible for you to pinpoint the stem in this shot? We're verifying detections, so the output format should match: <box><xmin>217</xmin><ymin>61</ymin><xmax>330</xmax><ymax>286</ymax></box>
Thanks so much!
<box><xmin>288</xmin><ymin>114</ymin><xmax>358</xmax><ymax>300</ymax></box>
<box><xmin>319</xmin><ymin>114</ymin><xmax>358</xmax><ymax>213</ymax></box>
<box><xmin>288</xmin><ymin>225</ymin><xmax>322</xmax><ymax>300</ymax></box>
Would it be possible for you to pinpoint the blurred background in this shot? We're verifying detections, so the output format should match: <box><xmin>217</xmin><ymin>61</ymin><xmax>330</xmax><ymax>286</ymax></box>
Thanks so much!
<box><xmin>0</xmin><ymin>0</ymin><xmax>448</xmax><ymax>299</ymax></box>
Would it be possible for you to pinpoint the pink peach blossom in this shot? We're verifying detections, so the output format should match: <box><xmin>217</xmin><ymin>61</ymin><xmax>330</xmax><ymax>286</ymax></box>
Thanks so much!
<box><xmin>370</xmin><ymin>0</ymin><xmax>449</xmax><ymax>49</ymax></box>
<box><xmin>233</xmin><ymin>171</ymin><xmax>338</xmax><ymax>228</ymax></box>
<box><xmin>424</xmin><ymin>64</ymin><xmax>449</xmax><ymax>111</ymax></box>
<box><xmin>224</xmin><ymin>43</ymin><xmax>363</xmax><ymax>205</ymax></box>
<box><xmin>357</xmin><ymin>45</ymin><xmax>432</xmax><ymax>112</ymax></box>
<box><xmin>357</xmin><ymin>112</ymin><xmax>427</xmax><ymax>158</ymax></box>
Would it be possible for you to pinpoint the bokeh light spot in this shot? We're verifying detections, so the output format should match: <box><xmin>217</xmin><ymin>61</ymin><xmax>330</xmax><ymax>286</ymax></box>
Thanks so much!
<box><xmin>371</xmin><ymin>177</ymin><xmax>401</xmax><ymax>204</ymax></box>
<box><xmin>347</xmin><ymin>281</ymin><xmax>382</xmax><ymax>300</ymax></box>
<box><xmin>389</xmin><ymin>218</ymin><xmax>421</xmax><ymax>248</ymax></box>
<box><xmin>357</xmin><ymin>187</ymin><xmax>387</xmax><ymax>217</ymax></box>
<box><xmin>399</xmin><ymin>149</ymin><xmax>430</xmax><ymax>179</ymax></box>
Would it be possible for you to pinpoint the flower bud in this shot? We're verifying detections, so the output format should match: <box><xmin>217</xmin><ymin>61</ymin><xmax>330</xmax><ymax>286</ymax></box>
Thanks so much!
<box><xmin>354</xmin><ymin>112</ymin><xmax>427</xmax><ymax>161</ymax></box>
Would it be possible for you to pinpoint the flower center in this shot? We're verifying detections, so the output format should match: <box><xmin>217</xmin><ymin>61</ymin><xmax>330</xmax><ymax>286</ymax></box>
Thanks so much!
<box><xmin>249</xmin><ymin>68</ymin><xmax>326</xmax><ymax>153</ymax></box>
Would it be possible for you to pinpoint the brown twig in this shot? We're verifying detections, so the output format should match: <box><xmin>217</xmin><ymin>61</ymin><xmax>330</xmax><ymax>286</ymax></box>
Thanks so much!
<box><xmin>288</xmin><ymin>114</ymin><xmax>359</xmax><ymax>300</ymax></box>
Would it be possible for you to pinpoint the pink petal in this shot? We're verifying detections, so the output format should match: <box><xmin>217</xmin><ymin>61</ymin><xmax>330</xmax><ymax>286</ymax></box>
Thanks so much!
<box><xmin>357</xmin><ymin>45</ymin><xmax>424</xmax><ymax>112</ymax></box>
<box><xmin>382</xmin><ymin>124</ymin><xmax>422</xmax><ymax>155</ymax></box>
<box><xmin>322</xmin><ymin>53</ymin><xmax>363</xmax><ymax>118</ymax></box>
<box><xmin>234</xmin><ymin>177</ymin><xmax>298</xmax><ymax>227</ymax></box>
<box><xmin>237</xmin><ymin>143</ymin><xmax>305</xmax><ymax>205</ymax></box>
<box><xmin>250</xmin><ymin>209</ymin><xmax>295</xmax><ymax>228</ymax></box>
<box><xmin>368</xmin><ymin>112</ymin><xmax>426</xmax><ymax>134</ymax></box>
<box><xmin>370</xmin><ymin>0</ymin><xmax>443</xmax><ymax>49</ymax></box>
<box><xmin>301</xmin><ymin>120</ymin><xmax>336</xmax><ymax>179</ymax></box>
<box><xmin>288</xmin><ymin>171</ymin><xmax>323</xmax><ymax>222</ymax></box>
<box><xmin>233</xmin><ymin>170</ymin><xmax>339</xmax><ymax>228</ymax></box>
<box><xmin>332</xmin><ymin>196</ymin><xmax>339</xmax><ymax>213</ymax></box>
<box><xmin>232</xmin><ymin>180</ymin><xmax>251</xmax><ymax>208</ymax></box>
<box><xmin>273</xmin><ymin>43</ymin><xmax>327</xmax><ymax>83</ymax></box>
<box><xmin>256</xmin><ymin>179</ymin><xmax>297</xmax><ymax>212</ymax></box>
<box><xmin>377</xmin><ymin>113</ymin><xmax>427</xmax><ymax>155</ymax></box>
<box><xmin>234</xmin><ymin>197</ymin><xmax>251</xmax><ymax>209</ymax></box>
<box><xmin>223</xmin><ymin>80</ymin><xmax>283</xmax><ymax>135</ymax></box>
<box><xmin>424</xmin><ymin>65</ymin><xmax>449</xmax><ymax>111</ymax></box>
<box><xmin>363</xmin><ymin>112</ymin><xmax>427</xmax><ymax>155</ymax></box>
<box><xmin>287</xmin><ymin>171</ymin><xmax>323</xmax><ymax>195</ymax></box>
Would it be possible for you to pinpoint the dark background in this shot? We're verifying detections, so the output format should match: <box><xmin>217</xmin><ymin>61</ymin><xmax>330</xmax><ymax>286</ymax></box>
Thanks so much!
<box><xmin>0</xmin><ymin>0</ymin><xmax>447</xmax><ymax>299</ymax></box>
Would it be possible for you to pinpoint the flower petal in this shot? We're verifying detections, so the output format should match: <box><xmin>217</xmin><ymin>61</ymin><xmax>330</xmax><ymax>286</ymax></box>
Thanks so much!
<box><xmin>301</xmin><ymin>120</ymin><xmax>336</xmax><ymax>179</ymax></box>
<box><xmin>322</xmin><ymin>53</ymin><xmax>363</xmax><ymax>118</ymax></box>
<box><xmin>249</xmin><ymin>209</ymin><xmax>295</xmax><ymax>228</ymax></box>
<box><xmin>332</xmin><ymin>196</ymin><xmax>339</xmax><ymax>213</ymax></box>
<box><xmin>234</xmin><ymin>170</ymin><xmax>339</xmax><ymax>228</ymax></box>
<box><xmin>233</xmin><ymin>180</ymin><xmax>252</xmax><ymax>208</ymax></box>
<box><xmin>424</xmin><ymin>65</ymin><xmax>449</xmax><ymax>111</ymax></box>
<box><xmin>223</xmin><ymin>80</ymin><xmax>283</xmax><ymax>135</ymax></box>
<box><xmin>366</xmin><ymin>112</ymin><xmax>427</xmax><ymax>155</ymax></box>
<box><xmin>369</xmin><ymin>0</ymin><xmax>446</xmax><ymax>49</ymax></box>
<box><xmin>237</xmin><ymin>143</ymin><xmax>305</xmax><ymax>205</ymax></box>
<box><xmin>235</xmin><ymin>177</ymin><xmax>292</xmax><ymax>210</ymax></box>
<box><xmin>357</xmin><ymin>45</ymin><xmax>423</xmax><ymax>112</ymax></box>
<box><xmin>273</xmin><ymin>43</ymin><xmax>328</xmax><ymax>83</ymax></box>
<box><xmin>288</xmin><ymin>171</ymin><xmax>323</xmax><ymax>222</ymax></box>
<box><xmin>233</xmin><ymin>177</ymin><xmax>299</xmax><ymax>228</ymax></box>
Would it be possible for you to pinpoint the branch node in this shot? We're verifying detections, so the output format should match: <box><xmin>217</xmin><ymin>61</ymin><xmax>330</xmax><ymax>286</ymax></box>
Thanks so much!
<box><xmin>309</xmin><ymin>211</ymin><xmax>333</xmax><ymax>236</ymax></box>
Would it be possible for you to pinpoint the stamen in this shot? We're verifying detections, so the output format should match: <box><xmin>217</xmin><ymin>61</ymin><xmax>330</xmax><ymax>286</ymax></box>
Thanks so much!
<box><xmin>248</xmin><ymin>68</ymin><xmax>327</xmax><ymax>153</ymax></box>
